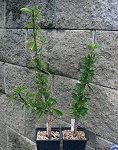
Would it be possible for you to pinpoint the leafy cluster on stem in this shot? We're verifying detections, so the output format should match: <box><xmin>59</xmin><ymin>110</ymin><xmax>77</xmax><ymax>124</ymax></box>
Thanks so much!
<box><xmin>7</xmin><ymin>6</ymin><xmax>62</xmax><ymax>139</ymax></box>
<box><xmin>70</xmin><ymin>44</ymin><xmax>97</xmax><ymax>136</ymax></box>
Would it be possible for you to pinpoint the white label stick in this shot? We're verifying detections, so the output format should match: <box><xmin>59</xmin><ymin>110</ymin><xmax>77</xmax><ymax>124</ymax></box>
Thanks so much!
<box><xmin>71</xmin><ymin>119</ymin><xmax>75</xmax><ymax>131</ymax></box>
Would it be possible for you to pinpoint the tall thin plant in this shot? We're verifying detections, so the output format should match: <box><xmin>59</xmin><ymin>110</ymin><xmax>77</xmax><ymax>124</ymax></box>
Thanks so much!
<box><xmin>70</xmin><ymin>44</ymin><xmax>98</xmax><ymax>136</ymax></box>
<box><xmin>7</xmin><ymin>6</ymin><xmax>62</xmax><ymax>139</ymax></box>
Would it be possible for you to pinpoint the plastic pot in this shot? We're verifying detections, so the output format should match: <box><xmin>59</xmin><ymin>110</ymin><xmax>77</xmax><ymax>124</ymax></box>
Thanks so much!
<box><xmin>34</xmin><ymin>128</ymin><xmax>62</xmax><ymax>150</ymax></box>
<box><xmin>62</xmin><ymin>127</ymin><xmax>88</xmax><ymax>150</ymax></box>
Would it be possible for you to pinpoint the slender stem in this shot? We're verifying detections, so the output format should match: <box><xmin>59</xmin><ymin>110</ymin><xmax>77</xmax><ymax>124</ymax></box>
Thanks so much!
<box><xmin>83</xmin><ymin>51</ymin><xmax>94</xmax><ymax>88</ymax></box>
<box><xmin>32</xmin><ymin>9</ymin><xmax>37</xmax><ymax>56</ymax></box>
<box><xmin>47</xmin><ymin>111</ymin><xmax>51</xmax><ymax>139</ymax></box>
<box><xmin>73</xmin><ymin>119</ymin><xmax>78</xmax><ymax>137</ymax></box>
<box><xmin>18</xmin><ymin>93</ymin><xmax>29</xmax><ymax>106</ymax></box>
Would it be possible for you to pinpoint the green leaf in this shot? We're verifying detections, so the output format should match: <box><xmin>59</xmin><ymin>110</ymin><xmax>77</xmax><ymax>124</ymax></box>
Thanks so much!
<box><xmin>37</xmin><ymin>27</ymin><xmax>41</xmax><ymax>32</ymax></box>
<box><xmin>21</xmin><ymin>104</ymin><xmax>25</xmax><ymax>110</ymax></box>
<box><xmin>24</xmin><ymin>23</ymin><xmax>33</xmax><ymax>28</ymax></box>
<box><xmin>87</xmin><ymin>84</ymin><xmax>93</xmax><ymax>92</ymax></box>
<box><xmin>39</xmin><ymin>36</ymin><xmax>46</xmax><ymax>44</ymax></box>
<box><xmin>82</xmin><ymin>103</ymin><xmax>88</xmax><ymax>109</ymax></box>
<box><xmin>82</xmin><ymin>114</ymin><xmax>87</xmax><ymax>119</ymax></box>
<box><xmin>7</xmin><ymin>95</ymin><xmax>17</xmax><ymax>104</ymax></box>
<box><xmin>20</xmin><ymin>8</ymin><xmax>31</xmax><ymax>13</ymax></box>
<box><xmin>33</xmin><ymin>107</ymin><xmax>37</xmax><ymax>110</ymax></box>
<box><xmin>38</xmin><ymin>113</ymin><xmax>44</xmax><ymax>120</ymax></box>
<box><xmin>88</xmin><ymin>44</ymin><xmax>97</xmax><ymax>51</ymax></box>
<box><xmin>72</xmin><ymin>92</ymin><xmax>78</xmax><ymax>100</ymax></box>
<box><xmin>53</xmin><ymin>109</ymin><xmax>63</xmax><ymax>116</ymax></box>
<box><xmin>14</xmin><ymin>86</ymin><xmax>26</xmax><ymax>93</ymax></box>
<box><xmin>80</xmin><ymin>69</ymin><xmax>86</xmax><ymax>73</ymax></box>
<box><xmin>50</xmin><ymin>98</ymin><xmax>57</xmax><ymax>106</ymax></box>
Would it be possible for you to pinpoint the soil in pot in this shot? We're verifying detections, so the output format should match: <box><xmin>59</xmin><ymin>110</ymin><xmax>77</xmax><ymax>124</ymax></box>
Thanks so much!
<box><xmin>37</xmin><ymin>130</ymin><xmax>60</xmax><ymax>140</ymax></box>
<box><xmin>62</xmin><ymin>130</ymin><xmax>86</xmax><ymax>140</ymax></box>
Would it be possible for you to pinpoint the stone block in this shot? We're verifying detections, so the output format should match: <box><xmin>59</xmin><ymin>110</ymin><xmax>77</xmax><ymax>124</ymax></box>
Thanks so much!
<box><xmin>42</xmin><ymin>30</ymin><xmax>93</xmax><ymax>78</ymax></box>
<box><xmin>25</xmin><ymin>110</ymin><xmax>48</xmax><ymax>141</ymax></box>
<box><xmin>52</xmin><ymin>118</ymin><xmax>70</xmax><ymax>128</ymax></box>
<box><xmin>0</xmin><ymin>29</ymin><xmax>33</xmax><ymax>67</ymax></box>
<box><xmin>0</xmin><ymin>93</ymin><xmax>25</xmax><ymax>150</ymax></box>
<box><xmin>3</xmin><ymin>63</ymin><xmax>35</xmax><ymax>135</ymax></box>
<box><xmin>7</xmin><ymin>127</ymin><xmax>37</xmax><ymax>150</ymax></box>
<box><xmin>94</xmin><ymin>31</ymin><xmax>118</xmax><ymax>89</ymax></box>
<box><xmin>52</xmin><ymin>75</ymin><xmax>76</xmax><ymax>123</ymax></box>
<box><xmin>33</xmin><ymin>0</ymin><xmax>55</xmax><ymax>28</ymax></box>
<box><xmin>56</xmin><ymin>0</ymin><xmax>118</xmax><ymax>30</ymax></box>
<box><xmin>0</xmin><ymin>122</ymin><xmax>7</xmax><ymax>150</ymax></box>
<box><xmin>2</xmin><ymin>91</ymin><xmax>26</xmax><ymax>135</ymax></box>
<box><xmin>5</xmin><ymin>63</ymin><xmax>35</xmax><ymax>95</ymax></box>
<box><xmin>6</xmin><ymin>0</ymin><xmax>55</xmax><ymax>28</ymax></box>
<box><xmin>0</xmin><ymin>1</ymin><xmax>4</xmax><ymax>28</ymax></box>
<box><xmin>0</xmin><ymin>93</ymin><xmax>7</xmax><ymax>123</ymax></box>
<box><xmin>0</xmin><ymin>62</ymin><xmax>5</xmax><ymax>93</ymax></box>
<box><xmin>80</xmin><ymin>84</ymin><xmax>118</xmax><ymax>143</ymax></box>
<box><xmin>5</xmin><ymin>101</ymin><xmax>25</xmax><ymax>135</ymax></box>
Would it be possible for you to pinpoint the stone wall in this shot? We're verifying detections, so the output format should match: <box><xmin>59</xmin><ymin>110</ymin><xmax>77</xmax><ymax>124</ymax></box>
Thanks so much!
<box><xmin>0</xmin><ymin>0</ymin><xmax>118</xmax><ymax>149</ymax></box>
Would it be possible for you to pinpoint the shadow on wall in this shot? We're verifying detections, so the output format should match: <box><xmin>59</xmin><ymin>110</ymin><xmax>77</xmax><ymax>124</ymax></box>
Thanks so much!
<box><xmin>6</xmin><ymin>0</ymin><xmax>54</xmax><ymax>28</ymax></box>
<box><xmin>6</xmin><ymin>0</ymin><xmax>31</xmax><ymax>21</ymax></box>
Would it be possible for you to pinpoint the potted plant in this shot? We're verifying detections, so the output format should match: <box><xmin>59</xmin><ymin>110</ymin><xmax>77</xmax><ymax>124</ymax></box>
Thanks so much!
<box><xmin>7</xmin><ymin>6</ymin><xmax>62</xmax><ymax>150</ymax></box>
<box><xmin>62</xmin><ymin>44</ymin><xmax>98</xmax><ymax>150</ymax></box>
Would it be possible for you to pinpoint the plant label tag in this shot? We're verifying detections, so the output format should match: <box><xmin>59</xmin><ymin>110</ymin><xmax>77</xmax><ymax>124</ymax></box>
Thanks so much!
<box><xmin>71</xmin><ymin>119</ymin><xmax>75</xmax><ymax>131</ymax></box>
<box><xmin>46</xmin><ymin>122</ymin><xmax>48</xmax><ymax>134</ymax></box>
<box><xmin>46</xmin><ymin>122</ymin><xmax>48</xmax><ymax>128</ymax></box>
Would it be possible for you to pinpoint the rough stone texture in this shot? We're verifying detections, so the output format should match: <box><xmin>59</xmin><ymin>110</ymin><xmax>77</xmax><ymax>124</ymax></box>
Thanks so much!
<box><xmin>1</xmin><ymin>92</ymin><xmax>26</xmax><ymax>135</ymax></box>
<box><xmin>56</xmin><ymin>0</ymin><xmax>118</xmax><ymax>30</ymax></box>
<box><xmin>0</xmin><ymin>64</ymin><xmax>34</xmax><ymax>135</ymax></box>
<box><xmin>52</xmin><ymin>75</ymin><xmax>76</xmax><ymax>123</ymax></box>
<box><xmin>0</xmin><ymin>29</ymin><xmax>33</xmax><ymax>67</ymax></box>
<box><xmin>0</xmin><ymin>0</ymin><xmax>4</xmax><ymax>28</ymax></box>
<box><xmin>41</xmin><ymin>30</ymin><xmax>93</xmax><ymax>78</ymax></box>
<box><xmin>96</xmin><ymin>136</ymin><xmax>115</xmax><ymax>150</ymax></box>
<box><xmin>94</xmin><ymin>31</ymin><xmax>118</xmax><ymax>89</ymax></box>
<box><xmin>0</xmin><ymin>93</ymin><xmax>7</xmax><ymax>123</ymax></box>
<box><xmin>0</xmin><ymin>122</ymin><xmax>7</xmax><ymax>150</ymax></box>
<box><xmin>0</xmin><ymin>62</ymin><xmax>5</xmax><ymax>93</ymax></box>
<box><xmin>6</xmin><ymin>0</ymin><xmax>55</xmax><ymax>28</ymax></box>
<box><xmin>7</xmin><ymin>127</ymin><xmax>37</xmax><ymax>150</ymax></box>
<box><xmin>0</xmin><ymin>93</ymin><xmax>7</xmax><ymax>150</ymax></box>
<box><xmin>5</xmin><ymin>100</ymin><xmax>26</xmax><ymax>135</ymax></box>
<box><xmin>80</xmin><ymin>84</ymin><xmax>118</xmax><ymax>144</ymax></box>
<box><xmin>25</xmin><ymin>110</ymin><xmax>46</xmax><ymax>141</ymax></box>
<box><xmin>33</xmin><ymin>0</ymin><xmax>55</xmax><ymax>28</ymax></box>
<box><xmin>5</xmin><ymin>63</ymin><xmax>35</xmax><ymax>95</ymax></box>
